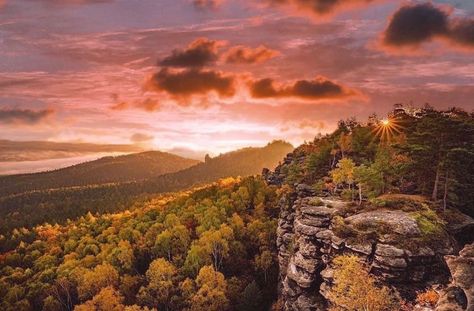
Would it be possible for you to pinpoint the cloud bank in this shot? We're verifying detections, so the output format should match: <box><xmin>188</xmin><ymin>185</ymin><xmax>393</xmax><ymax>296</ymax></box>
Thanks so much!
<box><xmin>147</xmin><ymin>68</ymin><xmax>236</xmax><ymax>99</ymax></box>
<box><xmin>0</xmin><ymin>108</ymin><xmax>54</xmax><ymax>124</ymax></box>
<box><xmin>159</xmin><ymin>38</ymin><xmax>224</xmax><ymax>68</ymax></box>
<box><xmin>249</xmin><ymin>76</ymin><xmax>358</xmax><ymax>100</ymax></box>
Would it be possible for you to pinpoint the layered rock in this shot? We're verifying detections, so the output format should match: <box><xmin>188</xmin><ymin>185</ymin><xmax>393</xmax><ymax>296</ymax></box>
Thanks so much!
<box><xmin>268</xmin><ymin>151</ymin><xmax>472</xmax><ymax>311</ymax></box>
<box><xmin>436</xmin><ymin>243</ymin><xmax>474</xmax><ymax>311</ymax></box>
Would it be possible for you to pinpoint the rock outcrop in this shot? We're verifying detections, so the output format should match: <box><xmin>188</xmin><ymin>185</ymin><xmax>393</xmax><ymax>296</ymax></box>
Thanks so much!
<box><xmin>267</xmin><ymin>151</ymin><xmax>473</xmax><ymax>311</ymax></box>
<box><xmin>436</xmin><ymin>243</ymin><xmax>474</xmax><ymax>311</ymax></box>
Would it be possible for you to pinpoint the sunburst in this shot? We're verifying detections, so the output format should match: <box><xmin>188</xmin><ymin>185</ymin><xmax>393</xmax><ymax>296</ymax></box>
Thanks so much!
<box><xmin>373</xmin><ymin>117</ymin><xmax>403</xmax><ymax>142</ymax></box>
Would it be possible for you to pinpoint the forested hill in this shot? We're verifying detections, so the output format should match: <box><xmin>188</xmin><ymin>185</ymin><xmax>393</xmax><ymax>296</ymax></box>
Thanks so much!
<box><xmin>0</xmin><ymin>176</ymin><xmax>283</xmax><ymax>311</ymax></box>
<box><xmin>0</xmin><ymin>141</ymin><xmax>293</xmax><ymax>232</ymax></box>
<box><xmin>0</xmin><ymin>151</ymin><xmax>200</xmax><ymax>197</ymax></box>
<box><xmin>140</xmin><ymin>140</ymin><xmax>294</xmax><ymax>193</ymax></box>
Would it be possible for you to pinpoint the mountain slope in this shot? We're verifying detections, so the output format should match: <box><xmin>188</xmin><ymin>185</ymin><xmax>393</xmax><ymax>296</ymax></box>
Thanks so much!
<box><xmin>0</xmin><ymin>141</ymin><xmax>293</xmax><ymax>232</ymax></box>
<box><xmin>140</xmin><ymin>140</ymin><xmax>294</xmax><ymax>193</ymax></box>
<box><xmin>0</xmin><ymin>151</ymin><xmax>200</xmax><ymax>197</ymax></box>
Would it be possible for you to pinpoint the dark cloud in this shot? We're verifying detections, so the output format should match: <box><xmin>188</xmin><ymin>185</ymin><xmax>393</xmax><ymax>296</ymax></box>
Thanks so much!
<box><xmin>266</xmin><ymin>0</ymin><xmax>379</xmax><ymax>17</ymax></box>
<box><xmin>224</xmin><ymin>45</ymin><xmax>279</xmax><ymax>64</ymax></box>
<box><xmin>192</xmin><ymin>0</ymin><xmax>224</xmax><ymax>9</ymax></box>
<box><xmin>382</xmin><ymin>3</ymin><xmax>449</xmax><ymax>47</ymax></box>
<box><xmin>448</xmin><ymin>18</ymin><xmax>474</xmax><ymax>48</ymax></box>
<box><xmin>147</xmin><ymin>68</ymin><xmax>236</xmax><ymax>98</ymax></box>
<box><xmin>0</xmin><ymin>108</ymin><xmax>54</xmax><ymax>124</ymax></box>
<box><xmin>249</xmin><ymin>76</ymin><xmax>358</xmax><ymax>100</ymax></box>
<box><xmin>130</xmin><ymin>133</ymin><xmax>154</xmax><ymax>143</ymax></box>
<box><xmin>382</xmin><ymin>3</ymin><xmax>474</xmax><ymax>51</ymax></box>
<box><xmin>159</xmin><ymin>38</ymin><xmax>224</xmax><ymax>68</ymax></box>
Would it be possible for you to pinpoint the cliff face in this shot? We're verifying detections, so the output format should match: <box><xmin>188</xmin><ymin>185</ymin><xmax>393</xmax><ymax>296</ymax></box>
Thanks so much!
<box><xmin>267</xmin><ymin>151</ymin><xmax>474</xmax><ymax>311</ymax></box>
<box><xmin>437</xmin><ymin>243</ymin><xmax>474</xmax><ymax>311</ymax></box>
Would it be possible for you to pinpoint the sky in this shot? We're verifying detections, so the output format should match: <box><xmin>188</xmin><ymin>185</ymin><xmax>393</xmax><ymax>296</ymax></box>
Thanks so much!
<box><xmin>0</xmin><ymin>0</ymin><xmax>473</xmax><ymax>172</ymax></box>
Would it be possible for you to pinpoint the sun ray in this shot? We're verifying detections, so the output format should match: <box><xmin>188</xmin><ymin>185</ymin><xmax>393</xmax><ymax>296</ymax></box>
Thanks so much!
<box><xmin>372</xmin><ymin>117</ymin><xmax>404</xmax><ymax>143</ymax></box>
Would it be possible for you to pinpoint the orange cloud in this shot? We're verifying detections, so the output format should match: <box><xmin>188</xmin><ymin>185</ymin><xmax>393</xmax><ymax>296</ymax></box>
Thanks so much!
<box><xmin>249</xmin><ymin>76</ymin><xmax>359</xmax><ymax>101</ymax></box>
<box><xmin>110</xmin><ymin>102</ymin><xmax>129</xmax><ymax>111</ymax></box>
<box><xmin>146</xmin><ymin>68</ymin><xmax>236</xmax><ymax>99</ymax></box>
<box><xmin>224</xmin><ymin>45</ymin><xmax>279</xmax><ymax>64</ymax></box>
<box><xmin>159</xmin><ymin>38</ymin><xmax>226</xmax><ymax>68</ymax></box>
<box><xmin>135</xmin><ymin>98</ymin><xmax>161</xmax><ymax>112</ymax></box>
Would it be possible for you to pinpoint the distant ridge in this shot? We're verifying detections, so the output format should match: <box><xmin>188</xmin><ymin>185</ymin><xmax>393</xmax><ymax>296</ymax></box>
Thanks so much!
<box><xmin>0</xmin><ymin>151</ymin><xmax>200</xmax><ymax>197</ymax></box>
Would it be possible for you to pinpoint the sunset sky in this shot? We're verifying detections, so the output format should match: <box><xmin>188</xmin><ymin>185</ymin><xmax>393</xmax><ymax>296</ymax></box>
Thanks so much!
<box><xmin>1</xmin><ymin>0</ymin><xmax>473</xmax><ymax>171</ymax></box>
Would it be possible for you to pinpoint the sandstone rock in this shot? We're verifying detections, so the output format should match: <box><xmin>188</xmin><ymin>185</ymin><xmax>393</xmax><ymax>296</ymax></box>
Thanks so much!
<box><xmin>320</xmin><ymin>267</ymin><xmax>334</xmax><ymax>281</ymax></box>
<box><xmin>346</xmin><ymin>241</ymin><xmax>373</xmax><ymax>255</ymax></box>
<box><xmin>298</xmin><ymin>237</ymin><xmax>318</xmax><ymax>258</ymax></box>
<box><xmin>374</xmin><ymin>255</ymin><xmax>408</xmax><ymax>269</ymax></box>
<box><xmin>405</xmin><ymin>247</ymin><xmax>436</xmax><ymax>257</ymax></box>
<box><xmin>295</xmin><ymin>219</ymin><xmax>324</xmax><ymax>236</ymax></box>
<box><xmin>376</xmin><ymin>244</ymin><xmax>405</xmax><ymax>257</ymax></box>
<box><xmin>300</xmin><ymin>205</ymin><xmax>335</xmax><ymax>218</ymax></box>
<box><xmin>315</xmin><ymin>229</ymin><xmax>334</xmax><ymax>241</ymax></box>
<box><xmin>295</xmin><ymin>294</ymin><xmax>324</xmax><ymax>311</ymax></box>
<box><xmin>345</xmin><ymin>210</ymin><xmax>421</xmax><ymax>236</ymax></box>
<box><xmin>294</xmin><ymin>252</ymin><xmax>320</xmax><ymax>272</ymax></box>
<box><xmin>296</xmin><ymin>183</ymin><xmax>316</xmax><ymax>198</ymax></box>
<box><xmin>440</xmin><ymin>243</ymin><xmax>474</xmax><ymax>311</ymax></box>
<box><xmin>275</xmin><ymin>189</ymin><xmax>458</xmax><ymax>311</ymax></box>
<box><xmin>299</xmin><ymin>216</ymin><xmax>330</xmax><ymax>228</ymax></box>
<box><xmin>436</xmin><ymin>286</ymin><xmax>468</xmax><ymax>311</ymax></box>
<box><xmin>287</xmin><ymin>261</ymin><xmax>315</xmax><ymax>288</ymax></box>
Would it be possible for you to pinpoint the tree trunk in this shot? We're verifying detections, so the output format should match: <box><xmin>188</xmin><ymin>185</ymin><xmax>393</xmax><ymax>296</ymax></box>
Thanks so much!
<box><xmin>350</xmin><ymin>183</ymin><xmax>354</xmax><ymax>201</ymax></box>
<box><xmin>358</xmin><ymin>184</ymin><xmax>362</xmax><ymax>206</ymax></box>
<box><xmin>443</xmin><ymin>169</ymin><xmax>449</xmax><ymax>211</ymax></box>
<box><xmin>432</xmin><ymin>164</ymin><xmax>440</xmax><ymax>201</ymax></box>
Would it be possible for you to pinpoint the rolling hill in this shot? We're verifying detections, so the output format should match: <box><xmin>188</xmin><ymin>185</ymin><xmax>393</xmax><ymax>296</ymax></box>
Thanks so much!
<box><xmin>0</xmin><ymin>141</ymin><xmax>294</xmax><ymax>232</ymax></box>
<box><xmin>0</xmin><ymin>151</ymin><xmax>200</xmax><ymax>198</ymax></box>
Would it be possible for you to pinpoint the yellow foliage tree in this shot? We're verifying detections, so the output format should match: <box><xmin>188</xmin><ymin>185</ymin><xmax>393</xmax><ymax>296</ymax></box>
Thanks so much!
<box><xmin>328</xmin><ymin>255</ymin><xmax>398</xmax><ymax>311</ymax></box>
<box><xmin>190</xmin><ymin>265</ymin><xmax>228</xmax><ymax>311</ymax></box>
<box><xmin>77</xmin><ymin>263</ymin><xmax>119</xmax><ymax>301</ymax></box>
<box><xmin>137</xmin><ymin>258</ymin><xmax>177</xmax><ymax>310</ymax></box>
<box><xmin>75</xmin><ymin>286</ymin><xmax>124</xmax><ymax>311</ymax></box>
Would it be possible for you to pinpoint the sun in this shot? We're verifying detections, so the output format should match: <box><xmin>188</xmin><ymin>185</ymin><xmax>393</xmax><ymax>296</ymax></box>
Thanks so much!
<box><xmin>373</xmin><ymin>117</ymin><xmax>403</xmax><ymax>142</ymax></box>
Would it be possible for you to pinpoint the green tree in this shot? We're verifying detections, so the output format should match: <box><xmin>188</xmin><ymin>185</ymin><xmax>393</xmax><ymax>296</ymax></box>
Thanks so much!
<box><xmin>238</xmin><ymin>281</ymin><xmax>263</xmax><ymax>311</ymax></box>
<box><xmin>354</xmin><ymin>165</ymin><xmax>383</xmax><ymax>205</ymax></box>
<box><xmin>254</xmin><ymin>250</ymin><xmax>273</xmax><ymax>283</ymax></box>
<box><xmin>154</xmin><ymin>224</ymin><xmax>190</xmax><ymax>264</ymax></box>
